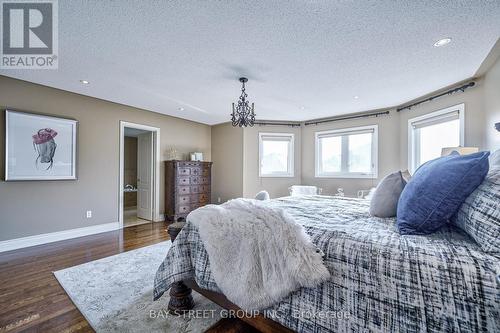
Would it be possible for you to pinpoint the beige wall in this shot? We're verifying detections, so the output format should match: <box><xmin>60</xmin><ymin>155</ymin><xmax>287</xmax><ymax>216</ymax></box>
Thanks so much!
<box><xmin>301</xmin><ymin>82</ymin><xmax>487</xmax><ymax>197</ymax></box>
<box><xmin>218</xmin><ymin>78</ymin><xmax>492</xmax><ymax>198</ymax></box>
<box><xmin>242</xmin><ymin>125</ymin><xmax>302</xmax><ymax>198</ymax></box>
<box><xmin>2</xmin><ymin>55</ymin><xmax>497</xmax><ymax>241</ymax></box>
<box><xmin>0</xmin><ymin>76</ymin><xmax>211</xmax><ymax>241</ymax></box>
<box><xmin>211</xmin><ymin>123</ymin><xmax>244</xmax><ymax>203</ymax></box>
<box><xmin>398</xmin><ymin>79</ymin><xmax>486</xmax><ymax>169</ymax></box>
<box><xmin>484</xmin><ymin>57</ymin><xmax>500</xmax><ymax>150</ymax></box>
<box><xmin>211</xmin><ymin>123</ymin><xmax>302</xmax><ymax>200</ymax></box>
<box><xmin>213</xmin><ymin>77</ymin><xmax>491</xmax><ymax>199</ymax></box>
<box><xmin>301</xmin><ymin>112</ymin><xmax>400</xmax><ymax>196</ymax></box>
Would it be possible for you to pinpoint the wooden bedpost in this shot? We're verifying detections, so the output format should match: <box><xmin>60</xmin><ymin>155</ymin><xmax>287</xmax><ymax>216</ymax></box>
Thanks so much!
<box><xmin>167</xmin><ymin>222</ymin><xmax>195</xmax><ymax>314</ymax></box>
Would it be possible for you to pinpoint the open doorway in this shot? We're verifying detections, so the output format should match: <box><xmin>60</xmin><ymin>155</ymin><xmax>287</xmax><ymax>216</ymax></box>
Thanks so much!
<box><xmin>119</xmin><ymin>121</ymin><xmax>160</xmax><ymax>228</ymax></box>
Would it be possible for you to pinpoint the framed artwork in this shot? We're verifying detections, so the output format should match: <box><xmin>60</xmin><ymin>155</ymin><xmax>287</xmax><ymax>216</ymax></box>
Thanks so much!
<box><xmin>189</xmin><ymin>152</ymin><xmax>203</xmax><ymax>161</ymax></box>
<box><xmin>5</xmin><ymin>110</ymin><xmax>78</xmax><ymax>181</ymax></box>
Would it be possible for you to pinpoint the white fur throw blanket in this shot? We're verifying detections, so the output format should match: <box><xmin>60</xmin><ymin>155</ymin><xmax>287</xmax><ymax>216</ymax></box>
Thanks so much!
<box><xmin>188</xmin><ymin>198</ymin><xmax>330</xmax><ymax>311</ymax></box>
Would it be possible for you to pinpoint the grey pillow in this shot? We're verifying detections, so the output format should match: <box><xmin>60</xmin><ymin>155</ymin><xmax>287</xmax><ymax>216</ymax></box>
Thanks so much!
<box><xmin>401</xmin><ymin>169</ymin><xmax>412</xmax><ymax>183</ymax></box>
<box><xmin>369</xmin><ymin>171</ymin><xmax>406</xmax><ymax>218</ymax></box>
<box><xmin>490</xmin><ymin>149</ymin><xmax>500</xmax><ymax>166</ymax></box>
<box><xmin>453</xmin><ymin>167</ymin><xmax>500</xmax><ymax>253</ymax></box>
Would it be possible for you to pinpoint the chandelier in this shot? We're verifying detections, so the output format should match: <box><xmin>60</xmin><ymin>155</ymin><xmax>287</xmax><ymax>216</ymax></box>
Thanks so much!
<box><xmin>231</xmin><ymin>77</ymin><xmax>255</xmax><ymax>127</ymax></box>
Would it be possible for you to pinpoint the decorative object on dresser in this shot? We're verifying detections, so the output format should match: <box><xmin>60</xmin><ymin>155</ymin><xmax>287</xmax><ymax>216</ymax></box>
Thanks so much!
<box><xmin>165</xmin><ymin>160</ymin><xmax>212</xmax><ymax>222</ymax></box>
<box><xmin>189</xmin><ymin>152</ymin><xmax>204</xmax><ymax>161</ymax></box>
<box><xmin>167</xmin><ymin>147</ymin><xmax>179</xmax><ymax>160</ymax></box>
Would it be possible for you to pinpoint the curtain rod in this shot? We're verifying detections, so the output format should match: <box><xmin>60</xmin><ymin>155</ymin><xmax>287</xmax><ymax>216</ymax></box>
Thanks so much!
<box><xmin>397</xmin><ymin>81</ymin><xmax>475</xmax><ymax>112</ymax></box>
<box><xmin>304</xmin><ymin>110</ymin><xmax>390</xmax><ymax>126</ymax></box>
<box><xmin>254</xmin><ymin>121</ymin><xmax>301</xmax><ymax>127</ymax></box>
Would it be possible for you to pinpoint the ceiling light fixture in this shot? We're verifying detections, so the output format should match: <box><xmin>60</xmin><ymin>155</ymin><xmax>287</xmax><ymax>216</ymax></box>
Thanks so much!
<box><xmin>80</xmin><ymin>80</ymin><xmax>90</xmax><ymax>84</ymax></box>
<box><xmin>178</xmin><ymin>107</ymin><xmax>185</xmax><ymax>111</ymax></box>
<box><xmin>231</xmin><ymin>77</ymin><xmax>255</xmax><ymax>127</ymax></box>
<box><xmin>354</xmin><ymin>96</ymin><xmax>359</xmax><ymax>99</ymax></box>
<box><xmin>433</xmin><ymin>38</ymin><xmax>452</xmax><ymax>47</ymax></box>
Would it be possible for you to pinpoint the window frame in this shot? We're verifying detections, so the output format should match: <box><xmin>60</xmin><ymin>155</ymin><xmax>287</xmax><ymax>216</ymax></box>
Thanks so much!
<box><xmin>315</xmin><ymin>125</ymin><xmax>378</xmax><ymax>179</ymax></box>
<box><xmin>258</xmin><ymin>132</ymin><xmax>295</xmax><ymax>178</ymax></box>
<box><xmin>407</xmin><ymin>103</ymin><xmax>464</xmax><ymax>174</ymax></box>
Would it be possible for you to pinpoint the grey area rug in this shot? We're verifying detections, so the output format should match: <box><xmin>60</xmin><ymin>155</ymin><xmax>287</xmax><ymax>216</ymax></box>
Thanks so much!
<box><xmin>54</xmin><ymin>241</ymin><xmax>222</xmax><ymax>333</ymax></box>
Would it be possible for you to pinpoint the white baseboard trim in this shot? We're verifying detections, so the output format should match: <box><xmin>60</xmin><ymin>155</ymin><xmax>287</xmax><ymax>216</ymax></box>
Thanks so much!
<box><xmin>0</xmin><ymin>222</ymin><xmax>120</xmax><ymax>253</ymax></box>
<box><xmin>154</xmin><ymin>214</ymin><xmax>166</xmax><ymax>222</ymax></box>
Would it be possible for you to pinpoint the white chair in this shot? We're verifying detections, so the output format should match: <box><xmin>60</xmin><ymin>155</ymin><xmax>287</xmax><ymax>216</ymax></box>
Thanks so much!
<box><xmin>288</xmin><ymin>185</ymin><xmax>322</xmax><ymax>196</ymax></box>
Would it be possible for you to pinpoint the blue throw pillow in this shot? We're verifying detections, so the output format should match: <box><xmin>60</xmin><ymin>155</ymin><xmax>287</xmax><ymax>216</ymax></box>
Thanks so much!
<box><xmin>397</xmin><ymin>151</ymin><xmax>490</xmax><ymax>235</ymax></box>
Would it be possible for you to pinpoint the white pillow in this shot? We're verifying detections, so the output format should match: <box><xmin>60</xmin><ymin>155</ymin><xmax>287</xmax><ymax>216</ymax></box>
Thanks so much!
<box><xmin>255</xmin><ymin>190</ymin><xmax>270</xmax><ymax>201</ymax></box>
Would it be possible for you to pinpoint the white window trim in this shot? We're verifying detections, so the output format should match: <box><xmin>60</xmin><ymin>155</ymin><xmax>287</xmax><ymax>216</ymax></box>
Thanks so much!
<box><xmin>259</xmin><ymin>132</ymin><xmax>295</xmax><ymax>178</ymax></box>
<box><xmin>407</xmin><ymin>103</ymin><xmax>465</xmax><ymax>174</ymax></box>
<box><xmin>315</xmin><ymin>125</ymin><xmax>378</xmax><ymax>179</ymax></box>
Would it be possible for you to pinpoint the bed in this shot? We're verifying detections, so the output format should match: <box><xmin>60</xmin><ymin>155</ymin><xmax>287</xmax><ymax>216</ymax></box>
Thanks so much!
<box><xmin>154</xmin><ymin>195</ymin><xmax>500</xmax><ymax>332</ymax></box>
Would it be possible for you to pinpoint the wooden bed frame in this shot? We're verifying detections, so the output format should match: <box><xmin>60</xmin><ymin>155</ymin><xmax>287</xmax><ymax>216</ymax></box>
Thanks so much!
<box><xmin>170</xmin><ymin>279</ymin><xmax>292</xmax><ymax>333</ymax></box>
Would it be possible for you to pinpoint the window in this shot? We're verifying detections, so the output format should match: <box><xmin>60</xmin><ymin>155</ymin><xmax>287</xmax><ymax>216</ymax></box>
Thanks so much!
<box><xmin>315</xmin><ymin>125</ymin><xmax>378</xmax><ymax>178</ymax></box>
<box><xmin>408</xmin><ymin>104</ymin><xmax>464</xmax><ymax>173</ymax></box>
<box><xmin>259</xmin><ymin>133</ymin><xmax>294</xmax><ymax>177</ymax></box>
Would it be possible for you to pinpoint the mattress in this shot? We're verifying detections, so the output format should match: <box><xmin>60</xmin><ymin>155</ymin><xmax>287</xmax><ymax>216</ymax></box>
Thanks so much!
<box><xmin>154</xmin><ymin>195</ymin><xmax>500</xmax><ymax>332</ymax></box>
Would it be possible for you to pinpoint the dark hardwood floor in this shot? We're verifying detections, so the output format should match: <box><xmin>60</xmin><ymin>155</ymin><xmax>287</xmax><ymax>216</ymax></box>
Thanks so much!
<box><xmin>0</xmin><ymin>223</ymin><xmax>170</xmax><ymax>333</ymax></box>
<box><xmin>205</xmin><ymin>319</ymin><xmax>261</xmax><ymax>333</ymax></box>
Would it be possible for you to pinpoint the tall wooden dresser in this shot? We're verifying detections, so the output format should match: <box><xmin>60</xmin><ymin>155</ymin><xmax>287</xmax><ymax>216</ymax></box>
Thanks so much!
<box><xmin>165</xmin><ymin>160</ymin><xmax>212</xmax><ymax>222</ymax></box>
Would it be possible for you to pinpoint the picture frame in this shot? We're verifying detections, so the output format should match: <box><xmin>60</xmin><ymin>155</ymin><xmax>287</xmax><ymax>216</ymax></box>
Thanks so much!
<box><xmin>189</xmin><ymin>152</ymin><xmax>203</xmax><ymax>161</ymax></box>
<box><xmin>5</xmin><ymin>110</ymin><xmax>78</xmax><ymax>181</ymax></box>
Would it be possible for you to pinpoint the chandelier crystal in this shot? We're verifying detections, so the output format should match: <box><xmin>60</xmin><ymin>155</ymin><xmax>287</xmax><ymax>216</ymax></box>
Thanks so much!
<box><xmin>231</xmin><ymin>77</ymin><xmax>255</xmax><ymax>127</ymax></box>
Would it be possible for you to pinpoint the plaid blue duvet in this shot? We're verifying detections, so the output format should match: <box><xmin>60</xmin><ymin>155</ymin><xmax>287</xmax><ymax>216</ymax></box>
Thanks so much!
<box><xmin>154</xmin><ymin>196</ymin><xmax>500</xmax><ymax>332</ymax></box>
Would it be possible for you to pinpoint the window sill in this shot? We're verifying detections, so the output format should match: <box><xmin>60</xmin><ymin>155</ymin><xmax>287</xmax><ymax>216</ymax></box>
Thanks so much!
<box><xmin>315</xmin><ymin>173</ymin><xmax>377</xmax><ymax>179</ymax></box>
<box><xmin>259</xmin><ymin>174</ymin><xmax>295</xmax><ymax>178</ymax></box>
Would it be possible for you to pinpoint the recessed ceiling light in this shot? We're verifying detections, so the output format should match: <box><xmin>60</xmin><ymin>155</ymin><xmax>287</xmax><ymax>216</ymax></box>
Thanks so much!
<box><xmin>353</xmin><ymin>96</ymin><xmax>359</xmax><ymax>99</ymax></box>
<box><xmin>433</xmin><ymin>38</ymin><xmax>452</xmax><ymax>47</ymax></box>
<box><xmin>178</xmin><ymin>107</ymin><xmax>185</xmax><ymax>111</ymax></box>
<box><xmin>300</xmin><ymin>106</ymin><xmax>305</xmax><ymax>110</ymax></box>
<box><xmin>80</xmin><ymin>80</ymin><xmax>89</xmax><ymax>84</ymax></box>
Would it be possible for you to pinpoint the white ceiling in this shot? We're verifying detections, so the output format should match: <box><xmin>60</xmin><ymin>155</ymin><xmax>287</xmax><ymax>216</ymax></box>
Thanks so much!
<box><xmin>1</xmin><ymin>1</ymin><xmax>499</xmax><ymax>125</ymax></box>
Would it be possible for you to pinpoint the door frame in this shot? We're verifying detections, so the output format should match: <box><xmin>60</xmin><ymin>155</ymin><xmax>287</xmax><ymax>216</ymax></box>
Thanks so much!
<box><xmin>119</xmin><ymin>121</ymin><xmax>161</xmax><ymax>228</ymax></box>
